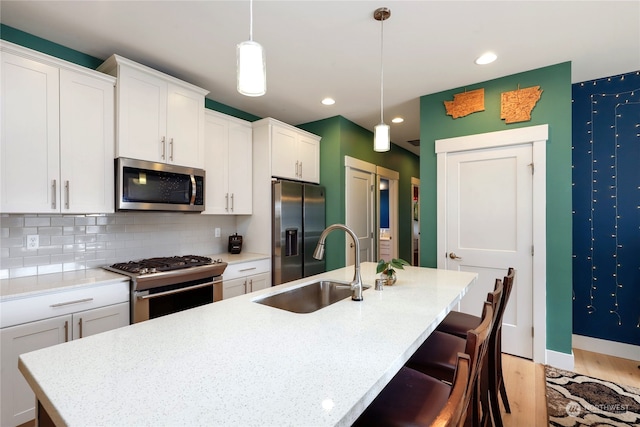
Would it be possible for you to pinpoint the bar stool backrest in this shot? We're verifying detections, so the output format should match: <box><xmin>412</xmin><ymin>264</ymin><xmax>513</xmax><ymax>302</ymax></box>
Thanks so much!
<box><xmin>431</xmin><ymin>353</ymin><xmax>472</xmax><ymax>427</ymax></box>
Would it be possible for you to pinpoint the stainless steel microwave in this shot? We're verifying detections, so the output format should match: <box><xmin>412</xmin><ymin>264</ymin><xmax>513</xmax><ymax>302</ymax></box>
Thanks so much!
<box><xmin>115</xmin><ymin>158</ymin><xmax>205</xmax><ymax>212</ymax></box>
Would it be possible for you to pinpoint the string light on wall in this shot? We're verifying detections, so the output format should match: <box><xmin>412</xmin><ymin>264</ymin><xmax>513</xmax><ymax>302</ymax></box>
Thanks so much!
<box><xmin>574</xmin><ymin>72</ymin><xmax>640</xmax><ymax>330</ymax></box>
<box><xmin>373</xmin><ymin>7</ymin><xmax>391</xmax><ymax>152</ymax></box>
<box><xmin>237</xmin><ymin>0</ymin><xmax>266</xmax><ymax>96</ymax></box>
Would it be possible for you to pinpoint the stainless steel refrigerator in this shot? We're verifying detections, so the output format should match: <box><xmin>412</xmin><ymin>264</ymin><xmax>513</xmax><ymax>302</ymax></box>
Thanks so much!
<box><xmin>272</xmin><ymin>180</ymin><xmax>326</xmax><ymax>285</ymax></box>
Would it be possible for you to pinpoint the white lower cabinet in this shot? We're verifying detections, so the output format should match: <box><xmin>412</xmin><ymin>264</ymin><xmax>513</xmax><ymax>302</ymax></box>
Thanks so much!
<box><xmin>379</xmin><ymin>239</ymin><xmax>392</xmax><ymax>260</ymax></box>
<box><xmin>0</xmin><ymin>282</ymin><xmax>129</xmax><ymax>427</ymax></box>
<box><xmin>222</xmin><ymin>259</ymin><xmax>271</xmax><ymax>299</ymax></box>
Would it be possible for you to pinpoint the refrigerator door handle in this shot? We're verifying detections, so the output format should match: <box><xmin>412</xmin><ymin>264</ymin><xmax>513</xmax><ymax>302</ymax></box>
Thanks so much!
<box><xmin>285</xmin><ymin>228</ymin><xmax>299</xmax><ymax>256</ymax></box>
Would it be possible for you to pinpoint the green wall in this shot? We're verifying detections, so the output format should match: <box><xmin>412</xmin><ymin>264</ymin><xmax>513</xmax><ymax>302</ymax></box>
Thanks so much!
<box><xmin>1</xmin><ymin>24</ymin><xmax>103</xmax><ymax>68</ymax></box>
<box><xmin>300</xmin><ymin>116</ymin><xmax>420</xmax><ymax>272</ymax></box>
<box><xmin>419</xmin><ymin>62</ymin><xmax>573</xmax><ymax>354</ymax></box>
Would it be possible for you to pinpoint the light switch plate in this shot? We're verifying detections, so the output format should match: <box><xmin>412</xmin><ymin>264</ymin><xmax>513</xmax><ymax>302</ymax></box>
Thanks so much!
<box><xmin>214</xmin><ymin>228</ymin><xmax>221</xmax><ymax>238</ymax></box>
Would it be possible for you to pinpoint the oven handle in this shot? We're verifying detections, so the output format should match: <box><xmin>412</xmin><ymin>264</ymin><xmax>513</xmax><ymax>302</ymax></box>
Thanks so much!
<box><xmin>136</xmin><ymin>278</ymin><xmax>222</xmax><ymax>300</ymax></box>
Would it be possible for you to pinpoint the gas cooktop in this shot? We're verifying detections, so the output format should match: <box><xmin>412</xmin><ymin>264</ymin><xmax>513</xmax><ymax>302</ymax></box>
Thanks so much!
<box><xmin>105</xmin><ymin>255</ymin><xmax>226</xmax><ymax>281</ymax></box>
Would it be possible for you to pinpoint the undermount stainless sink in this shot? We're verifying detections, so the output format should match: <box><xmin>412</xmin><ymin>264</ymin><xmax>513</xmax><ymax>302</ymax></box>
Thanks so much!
<box><xmin>254</xmin><ymin>280</ymin><xmax>370</xmax><ymax>314</ymax></box>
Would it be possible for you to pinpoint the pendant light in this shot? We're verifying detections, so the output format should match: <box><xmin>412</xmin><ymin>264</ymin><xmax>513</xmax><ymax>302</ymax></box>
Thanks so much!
<box><xmin>237</xmin><ymin>0</ymin><xmax>266</xmax><ymax>96</ymax></box>
<box><xmin>373</xmin><ymin>7</ymin><xmax>391</xmax><ymax>152</ymax></box>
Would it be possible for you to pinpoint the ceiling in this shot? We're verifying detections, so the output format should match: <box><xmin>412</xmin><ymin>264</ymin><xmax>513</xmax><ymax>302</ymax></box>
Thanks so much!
<box><xmin>2</xmin><ymin>1</ymin><xmax>639</xmax><ymax>156</ymax></box>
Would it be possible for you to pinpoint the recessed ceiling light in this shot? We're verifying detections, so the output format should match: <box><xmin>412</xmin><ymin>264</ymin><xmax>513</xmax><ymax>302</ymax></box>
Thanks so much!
<box><xmin>475</xmin><ymin>52</ymin><xmax>497</xmax><ymax>65</ymax></box>
<box><xmin>321</xmin><ymin>97</ymin><xmax>335</xmax><ymax>105</ymax></box>
<box><xmin>391</xmin><ymin>117</ymin><xmax>404</xmax><ymax>123</ymax></box>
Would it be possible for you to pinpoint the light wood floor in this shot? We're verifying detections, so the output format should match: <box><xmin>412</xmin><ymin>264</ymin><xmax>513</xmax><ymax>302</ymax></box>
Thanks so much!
<box><xmin>500</xmin><ymin>348</ymin><xmax>640</xmax><ymax>427</ymax></box>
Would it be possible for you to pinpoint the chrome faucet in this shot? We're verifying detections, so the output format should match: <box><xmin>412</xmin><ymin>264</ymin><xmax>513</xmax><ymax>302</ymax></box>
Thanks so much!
<box><xmin>313</xmin><ymin>224</ymin><xmax>364</xmax><ymax>301</ymax></box>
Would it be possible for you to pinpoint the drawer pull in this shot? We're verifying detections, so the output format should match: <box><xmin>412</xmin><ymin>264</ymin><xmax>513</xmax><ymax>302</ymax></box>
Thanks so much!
<box><xmin>238</xmin><ymin>267</ymin><xmax>257</xmax><ymax>272</ymax></box>
<box><xmin>50</xmin><ymin>297</ymin><xmax>93</xmax><ymax>308</ymax></box>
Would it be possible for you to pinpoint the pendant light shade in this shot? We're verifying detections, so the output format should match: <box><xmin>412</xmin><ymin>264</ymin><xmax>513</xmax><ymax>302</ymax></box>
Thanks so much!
<box><xmin>374</xmin><ymin>123</ymin><xmax>390</xmax><ymax>152</ymax></box>
<box><xmin>237</xmin><ymin>40</ymin><xmax>266</xmax><ymax>96</ymax></box>
<box><xmin>373</xmin><ymin>7</ymin><xmax>391</xmax><ymax>152</ymax></box>
<box><xmin>237</xmin><ymin>0</ymin><xmax>266</xmax><ymax>97</ymax></box>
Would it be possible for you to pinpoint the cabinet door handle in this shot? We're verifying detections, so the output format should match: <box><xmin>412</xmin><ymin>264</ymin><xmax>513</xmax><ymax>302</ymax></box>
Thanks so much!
<box><xmin>51</xmin><ymin>179</ymin><xmax>57</xmax><ymax>209</ymax></box>
<box><xmin>78</xmin><ymin>317</ymin><xmax>83</xmax><ymax>339</ymax></box>
<box><xmin>161</xmin><ymin>136</ymin><xmax>166</xmax><ymax>160</ymax></box>
<box><xmin>50</xmin><ymin>297</ymin><xmax>94</xmax><ymax>308</ymax></box>
<box><xmin>295</xmin><ymin>161</ymin><xmax>299</xmax><ymax>177</ymax></box>
<box><xmin>225</xmin><ymin>193</ymin><xmax>229</xmax><ymax>211</ymax></box>
<box><xmin>64</xmin><ymin>320</ymin><xmax>69</xmax><ymax>342</ymax></box>
<box><xmin>64</xmin><ymin>180</ymin><xmax>70</xmax><ymax>209</ymax></box>
<box><xmin>230</xmin><ymin>193</ymin><xmax>234</xmax><ymax>211</ymax></box>
<box><xmin>169</xmin><ymin>137</ymin><xmax>174</xmax><ymax>161</ymax></box>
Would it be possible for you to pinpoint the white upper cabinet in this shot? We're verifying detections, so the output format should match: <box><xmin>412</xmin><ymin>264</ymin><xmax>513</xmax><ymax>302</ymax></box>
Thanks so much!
<box><xmin>98</xmin><ymin>54</ymin><xmax>208</xmax><ymax>168</ymax></box>
<box><xmin>255</xmin><ymin>118</ymin><xmax>321</xmax><ymax>183</ymax></box>
<box><xmin>59</xmin><ymin>70</ymin><xmax>115</xmax><ymax>213</ymax></box>
<box><xmin>203</xmin><ymin>110</ymin><xmax>252</xmax><ymax>215</ymax></box>
<box><xmin>0</xmin><ymin>42</ymin><xmax>115</xmax><ymax>214</ymax></box>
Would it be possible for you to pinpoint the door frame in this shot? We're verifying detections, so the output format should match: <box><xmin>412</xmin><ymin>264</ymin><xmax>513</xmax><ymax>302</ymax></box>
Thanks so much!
<box><xmin>411</xmin><ymin>177</ymin><xmax>420</xmax><ymax>266</ymax></box>
<box><xmin>435</xmin><ymin>124</ymin><xmax>548</xmax><ymax>364</ymax></box>
<box><xmin>376</xmin><ymin>166</ymin><xmax>399</xmax><ymax>260</ymax></box>
<box><xmin>344</xmin><ymin>156</ymin><xmax>376</xmax><ymax>264</ymax></box>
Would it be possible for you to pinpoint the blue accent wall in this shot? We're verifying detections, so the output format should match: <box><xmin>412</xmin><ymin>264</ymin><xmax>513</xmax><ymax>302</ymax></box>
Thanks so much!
<box><xmin>380</xmin><ymin>188</ymin><xmax>390</xmax><ymax>229</ymax></box>
<box><xmin>572</xmin><ymin>71</ymin><xmax>640</xmax><ymax>346</ymax></box>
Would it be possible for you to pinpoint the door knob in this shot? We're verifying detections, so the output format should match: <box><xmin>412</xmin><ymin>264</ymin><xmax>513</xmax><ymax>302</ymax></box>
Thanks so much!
<box><xmin>449</xmin><ymin>252</ymin><xmax>462</xmax><ymax>260</ymax></box>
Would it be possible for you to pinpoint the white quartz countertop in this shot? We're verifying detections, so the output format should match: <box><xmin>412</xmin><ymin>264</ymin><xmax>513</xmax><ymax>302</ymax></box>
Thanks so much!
<box><xmin>0</xmin><ymin>252</ymin><xmax>269</xmax><ymax>301</ymax></box>
<box><xmin>0</xmin><ymin>269</ymin><xmax>128</xmax><ymax>301</ymax></box>
<box><xmin>209</xmin><ymin>251</ymin><xmax>269</xmax><ymax>264</ymax></box>
<box><xmin>19</xmin><ymin>263</ymin><xmax>476</xmax><ymax>427</ymax></box>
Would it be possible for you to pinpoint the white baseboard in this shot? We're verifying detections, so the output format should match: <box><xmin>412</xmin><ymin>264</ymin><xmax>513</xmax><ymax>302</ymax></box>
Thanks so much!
<box><xmin>546</xmin><ymin>349</ymin><xmax>575</xmax><ymax>371</ymax></box>
<box><xmin>572</xmin><ymin>334</ymin><xmax>640</xmax><ymax>361</ymax></box>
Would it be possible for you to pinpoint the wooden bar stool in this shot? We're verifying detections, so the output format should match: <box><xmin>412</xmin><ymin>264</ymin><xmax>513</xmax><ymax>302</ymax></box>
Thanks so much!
<box><xmin>406</xmin><ymin>284</ymin><xmax>502</xmax><ymax>427</ymax></box>
<box><xmin>354</xmin><ymin>299</ymin><xmax>493</xmax><ymax>427</ymax></box>
<box><xmin>435</xmin><ymin>269</ymin><xmax>515</xmax><ymax>426</ymax></box>
<box><xmin>353</xmin><ymin>354</ymin><xmax>471</xmax><ymax>427</ymax></box>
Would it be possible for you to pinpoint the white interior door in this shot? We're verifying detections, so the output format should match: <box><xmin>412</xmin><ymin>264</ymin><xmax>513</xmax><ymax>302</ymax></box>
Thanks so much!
<box><xmin>444</xmin><ymin>143</ymin><xmax>534</xmax><ymax>358</ymax></box>
<box><xmin>345</xmin><ymin>157</ymin><xmax>375</xmax><ymax>265</ymax></box>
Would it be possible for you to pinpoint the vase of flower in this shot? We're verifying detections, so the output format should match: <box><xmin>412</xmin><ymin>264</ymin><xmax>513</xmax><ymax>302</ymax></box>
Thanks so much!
<box><xmin>376</xmin><ymin>258</ymin><xmax>410</xmax><ymax>286</ymax></box>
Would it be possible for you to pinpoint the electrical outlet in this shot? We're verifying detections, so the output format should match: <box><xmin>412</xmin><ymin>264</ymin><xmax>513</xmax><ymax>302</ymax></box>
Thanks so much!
<box><xmin>27</xmin><ymin>235</ymin><xmax>39</xmax><ymax>249</ymax></box>
<box><xmin>214</xmin><ymin>228</ymin><xmax>221</xmax><ymax>238</ymax></box>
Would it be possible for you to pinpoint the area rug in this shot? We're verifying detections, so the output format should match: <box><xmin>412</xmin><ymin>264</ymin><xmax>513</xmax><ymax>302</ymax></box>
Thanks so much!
<box><xmin>546</xmin><ymin>365</ymin><xmax>640</xmax><ymax>426</ymax></box>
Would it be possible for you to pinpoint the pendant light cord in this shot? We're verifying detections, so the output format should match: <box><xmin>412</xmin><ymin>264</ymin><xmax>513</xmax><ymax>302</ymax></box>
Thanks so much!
<box><xmin>380</xmin><ymin>16</ymin><xmax>384</xmax><ymax>124</ymax></box>
<box><xmin>249</xmin><ymin>0</ymin><xmax>254</xmax><ymax>41</ymax></box>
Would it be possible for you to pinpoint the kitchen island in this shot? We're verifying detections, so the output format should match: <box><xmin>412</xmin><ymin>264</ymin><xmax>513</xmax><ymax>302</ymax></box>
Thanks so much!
<box><xmin>19</xmin><ymin>262</ymin><xmax>476</xmax><ymax>426</ymax></box>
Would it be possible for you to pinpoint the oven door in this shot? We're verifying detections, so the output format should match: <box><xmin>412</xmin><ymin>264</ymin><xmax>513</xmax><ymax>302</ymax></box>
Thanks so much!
<box><xmin>133</xmin><ymin>276</ymin><xmax>222</xmax><ymax>323</ymax></box>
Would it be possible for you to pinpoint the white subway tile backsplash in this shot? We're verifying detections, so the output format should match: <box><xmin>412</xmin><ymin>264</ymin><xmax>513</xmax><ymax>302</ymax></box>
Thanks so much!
<box><xmin>0</xmin><ymin>215</ymin><xmax>24</xmax><ymax>227</ymax></box>
<box><xmin>24</xmin><ymin>217</ymin><xmax>51</xmax><ymax>227</ymax></box>
<box><xmin>51</xmin><ymin>216</ymin><xmax>76</xmax><ymax>227</ymax></box>
<box><xmin>1</xmin><ymin>213</ymin><xmax>237</xmax><ymax>279</ymax></box>
<box><xmin>38</xmin><ymin>264</ymin><xmax>62</xmax><ymax>275</ymax></box>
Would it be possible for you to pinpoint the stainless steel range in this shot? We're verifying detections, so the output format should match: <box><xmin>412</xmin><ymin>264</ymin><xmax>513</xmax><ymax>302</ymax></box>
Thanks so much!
<box><xmin>105</xmin><ymin>255</ymin><xmax>227</xmax><ymax>323</ymax></box>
